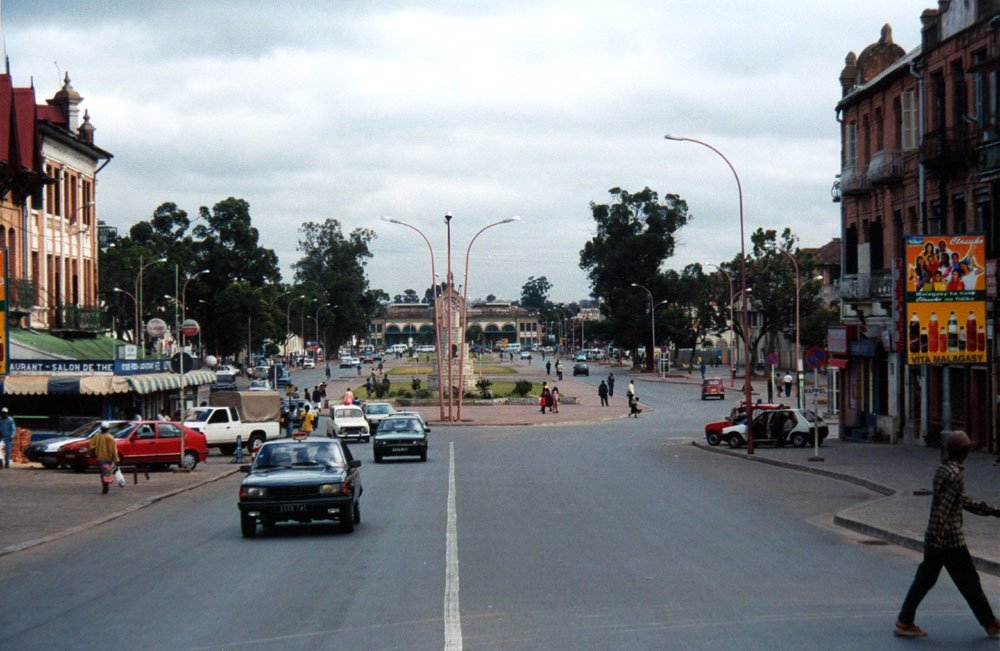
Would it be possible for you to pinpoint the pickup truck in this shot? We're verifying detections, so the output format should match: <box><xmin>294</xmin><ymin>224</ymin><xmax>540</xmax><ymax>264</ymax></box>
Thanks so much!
<box><xmin>184</xmin><ymin>391</ymin><xmax>281</xmax><ymax>455</ymax></box>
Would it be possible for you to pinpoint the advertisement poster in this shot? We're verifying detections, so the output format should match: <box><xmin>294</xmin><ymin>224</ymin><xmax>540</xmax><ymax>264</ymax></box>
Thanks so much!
<box><xmin>905</xmin><ymin>234</ymin><xmax>986</xmax><ymax>364</ymax></box>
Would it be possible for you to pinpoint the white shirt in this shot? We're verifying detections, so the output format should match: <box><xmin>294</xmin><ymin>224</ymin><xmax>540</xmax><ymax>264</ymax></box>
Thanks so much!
<box><xmin>961</xmin><ymin>270</ymin><xmax>979</xmax><ymax>291</ymax></box>
<box><xmin>783</xmin><ymin>374</ymin><xmax>793</xmax><ymax>383</ymax></box>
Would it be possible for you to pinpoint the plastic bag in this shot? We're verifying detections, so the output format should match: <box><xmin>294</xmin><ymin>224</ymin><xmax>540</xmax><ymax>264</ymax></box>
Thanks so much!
<box><xmin>114</xmin><ymin>466</ymin><xmax>126</xmax><ymax>488</ymax></box>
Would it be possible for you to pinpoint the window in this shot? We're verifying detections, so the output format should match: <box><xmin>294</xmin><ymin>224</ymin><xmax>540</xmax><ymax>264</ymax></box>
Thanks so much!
<box><xmin>931</xmin><ymin>71</ymin><xmax>945</xmax><ymax>130</ymax></box>
<box><xmin>874</xmin><ymin>107</ymin><xmax>884</xmax><ymax>151</ymax></box>
<box><xmin>952</xmin><ymin>195</ymin><xmax>967</xmax><ymax>234</ymax></box>
<box><xmin>158</xmin><ymin>423</ymin><xmax>181</xmax><ymax>439</ymax></box>
<box><xmin>844</xmin><ymin>122</ymin><xmax>857</xmax><ymax>168</ymax></box>
<box><xmin>928</xmin><ymin>201</ymin><xmax>944</xmax><ymax>234</ymax></box>
<box><xmin>973</xmin><ymin>51</ymin><xmax>988</xmax><ymax>131</ymax></box>
<box><xmin>951</xmin><ymin>60</ymin><xmax>966</xmax><ymax>129</ymax></box>
<box><xmin>901</xmin><ymin>91</ymin><xmax>918</xmax><ymax>150</ymax></box>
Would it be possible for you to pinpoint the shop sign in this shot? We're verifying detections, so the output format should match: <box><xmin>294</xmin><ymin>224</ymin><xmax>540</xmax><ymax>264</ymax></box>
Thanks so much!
<box><xmin>10</xmin><ymin>360</ymin><xmax>115</xmax><ymax>373</ymax></box>
<box><xmin>904</xmin><ymin>234</ymin><xmax>986</xmax><ymax>365</ymax></box>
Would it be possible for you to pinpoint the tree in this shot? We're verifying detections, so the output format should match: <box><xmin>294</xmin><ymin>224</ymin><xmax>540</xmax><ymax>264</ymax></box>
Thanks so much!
<box><xmin>579</xmin><ymin>187</ymin><xmax>691</xmax><ymax>370</ymax></box>
<box><xmin>399</xmin><ymin>289</ymin><xmax>420</xmax><ymax>304</ymax></box>
<box><xmin>486</xmin><ymin>293</ymin><xmax>497</xmax><ymax>303</ymax></box>
<box><xmin>293</xmin><ymin>218</ymin><xmax>379</xmax><ymax>353</ymax></box>
<box><xmin>520</xmin><ymin>276</ymin><xmax>552</xmax><ymax>313</ymax></box>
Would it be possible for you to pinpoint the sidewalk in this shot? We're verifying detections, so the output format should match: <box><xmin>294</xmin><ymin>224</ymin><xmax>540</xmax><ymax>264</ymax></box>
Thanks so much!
<box><xmin>693</xmin><ymin>439</ymin><xmax>1000</xmax><ymax>574</ymax></box>
<box><xmin>0</xmin><ymin>458</ymin><xmax>239</xmax><ymax>557</ymax></box>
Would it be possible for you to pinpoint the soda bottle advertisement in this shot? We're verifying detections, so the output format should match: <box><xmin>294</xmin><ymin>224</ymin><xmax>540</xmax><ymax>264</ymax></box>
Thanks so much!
<box><xmin>904</xmin><ymin>234</ymin><xmax>986</xmax><ymax>364</ymax></box>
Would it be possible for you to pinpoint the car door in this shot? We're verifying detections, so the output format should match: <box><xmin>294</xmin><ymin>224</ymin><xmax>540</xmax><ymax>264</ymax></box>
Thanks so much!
<box><xmin>124</xmin><ymin>423</ymin><xmax>158</xmax><ymax>464</ymax></box>
<box><xmin>154</xmin><ymin>422</ymin><xmax>182</xmax><ymax>464</ymax></box>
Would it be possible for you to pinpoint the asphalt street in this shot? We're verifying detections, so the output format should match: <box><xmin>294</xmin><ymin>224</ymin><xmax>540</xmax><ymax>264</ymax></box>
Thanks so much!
<box><xmin>2</xmin><ymin>367</ymin><xmax>999</xmax><ymax>650</ymax></box>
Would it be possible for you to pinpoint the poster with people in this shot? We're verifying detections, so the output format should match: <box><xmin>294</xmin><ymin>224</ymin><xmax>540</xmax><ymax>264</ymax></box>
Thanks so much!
<box><xmin>905</xmin><ymin>234</ymin><xmax>986</xmax><ymax>365</ymax></box>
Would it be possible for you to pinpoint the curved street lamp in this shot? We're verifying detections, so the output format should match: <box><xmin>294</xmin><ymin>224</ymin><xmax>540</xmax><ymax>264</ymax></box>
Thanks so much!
<box><xmin>135</xmin><ymin>256</ymin><xmax>168</xmax><ymax>358</ymax></box>
<box><xmin>285</xmin><ymin>294</ymin><xmax>307</xmax><ymax>358</ymax></box>
<box><xmin>665</xmin><ymin>134</ymin><xmax>754</xmax><ymax>453</ymax></box>
<box><xmin>457</xmin><ymin>216</ymin><xmax>520</xmax><ymax>420</ymax></box>
<box><xmin>382</xmin><ymin>216</ymin><xmax>446</xmax><ymax>421</ymax></box>
<box><xmin>630</xmin><ymin>283</ymin><xmax>656</xmax><ymax>374</ymax></box>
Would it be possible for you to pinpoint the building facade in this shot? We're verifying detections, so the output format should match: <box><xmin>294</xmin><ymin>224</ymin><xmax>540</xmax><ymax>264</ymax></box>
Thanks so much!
<box><xmin>369</xmin><ymin>301</ymin><xmax>541</xmax><ymax>350</ymax></box>
<box><xmin>834</xmin><ymin>1</ymin><xmax>998</xmax><ymax>450</ymax></box>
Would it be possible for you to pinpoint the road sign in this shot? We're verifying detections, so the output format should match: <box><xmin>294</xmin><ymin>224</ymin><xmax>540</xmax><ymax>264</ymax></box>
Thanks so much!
<box><xmin>804</xmin><ymin>345</ymin><xmax>828</xmax><ymax>369</ymax></box>
<box><xmin>180</xmin><ymin>319</ymin><xmax>200</xmax><ymax>338</ymax></box>
<box><xmin>169</xmin><ymin>352</ymin><xmax>194</xmax><ymax>373</ymax></box>
<box><xmin>146</xmin><ymin>318</ymin><xmax>168</xmax><ymax>339</ymax></box>
<box><xmin>765</xmin><ymin>352</ymin><xmax>779</xmax><ymax>366</ymax></box>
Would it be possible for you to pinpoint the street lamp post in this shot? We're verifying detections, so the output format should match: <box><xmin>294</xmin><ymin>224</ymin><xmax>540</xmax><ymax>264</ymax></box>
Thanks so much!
<box><xmin>457</xmin><ymin>216</ymin><xmax>520</xmax><ymax>420</ymax></box>
<box><xmin>381</xmin><ymin>217</ymin><xmax>446</xmax><ymax>421</ymax></box>
<box><xmin>312</xmin><ymin>303</ymin><xmax>332</xmax><ymax>357</ymax></box>
<box><xmin>710</xmin><ymin>264</ymin><xmax>736</xmax><ymax>388</ymax></box>
<box><xmin>665</xmin><ymin>134</ymin><xmax>755</xmax><ymax>453</ymax></box>
<box><xmin>112</xmin><ymin>287</ymin><xmax>138</xmax><ymax>346</ymax></box>
<box><xmin>631</xmin><ymin>283</ymin><xmax>656</xmax><ymax>375</ymax></box>
<box><xmin>285</xmin><ymin>295</ymin><xmax>307</xmax><ymax>359</ymax></box>
<box><xmin>135</xmin><ymin>256</ymin><xmax>168</xmax><ymax>359</ymax></box>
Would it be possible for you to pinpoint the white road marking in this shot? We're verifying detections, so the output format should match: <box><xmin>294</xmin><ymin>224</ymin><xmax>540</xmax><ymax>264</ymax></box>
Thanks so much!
<box><xmin>444</xmin><ymin>441</ymin><xmax>463</xmax><ymax>650</ymax></box>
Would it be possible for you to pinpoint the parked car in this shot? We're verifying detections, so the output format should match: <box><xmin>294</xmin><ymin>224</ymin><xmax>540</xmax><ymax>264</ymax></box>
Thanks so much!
<box><xmin>722</xmin><ymin>408</ymin><xmax>829</xmax><ymax>449</ymax></box>
<box><xmin>572</xmin><ymin>362</ymin><xmax>589</xmax><ymax>376</ymax></box>
<box><xmin>339</xmin><ymin>357</ymin><xmax>355</xmax><ymax>368</ymax></box>
<box><xmin>703</xmin><ymin>402</ymin><xmax>783</xmax><ymax>446</ymax></box>
<box><xmin>373</xmin><ymin>414</ymin><xmax>429</xmax><ymax>462</ymax></box>
<box><xmin>237</xmin><ymin>436</ymin><xmax>362</xmax><ymax>537</ymax></box>
<box><xmin>248</xmin><ymin>379</ymin><xmax>272</xmax><ymax>391</ymax></box>
<box><xmin>57</xmin><ymin>421</ymin><xmax>209</xmax><ymax>470</ymax></box>
<box><xmin>701</xmin><ymin>377</ymin><xmax>725</xmax><ymax>400</ymax></box>
<box><xmin>327</xmin><ymin>405</ymin><xmax>370</xmax><ymax>442</ymax></box>
<box><xmin>361</xmin><ymin>402</ymin><xmax>395</xmax><ymax>430</ymax></box>
<box><xmin>302</xmin><ymin>358</ymin><xmax>316</xmax><ymax>369</ymax></box>
<box><xmin>415</xmin><ymin>344</ymin><xmax>435</xmax><ymax>353</ymax></box>
<box><xmin>23</xmin><ymin>420</ymin><xmax>126</xmax><ymax>469</ymax></box>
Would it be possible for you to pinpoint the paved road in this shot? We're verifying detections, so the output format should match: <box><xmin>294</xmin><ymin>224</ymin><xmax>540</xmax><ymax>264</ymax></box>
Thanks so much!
<box><xmin>4</xmin><ymin>378</ymin><xmax>998</xmax><ymax>650</ymax></box>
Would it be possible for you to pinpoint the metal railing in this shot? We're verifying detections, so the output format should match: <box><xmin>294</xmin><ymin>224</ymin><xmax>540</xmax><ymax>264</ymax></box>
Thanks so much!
<box><xmin>837</xmin><ymin>271</ymin><xmax>893</xmax><ymax>300</ymax></box>
<box><xmin>867</xmin><ymin>149</ymin><xmax>906</xmax><ymax>184</ymax></box>
<box><xmin>839</xmin><ymin>164</ymin><xmax>871</xmax><ymax>195</ymax></box>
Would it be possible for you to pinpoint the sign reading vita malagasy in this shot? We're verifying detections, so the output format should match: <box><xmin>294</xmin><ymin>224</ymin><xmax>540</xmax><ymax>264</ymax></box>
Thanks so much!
<box><xmin>905</xmin><ymin>234</ymin><xmax>986</xmax><ymax>365</ymax></box>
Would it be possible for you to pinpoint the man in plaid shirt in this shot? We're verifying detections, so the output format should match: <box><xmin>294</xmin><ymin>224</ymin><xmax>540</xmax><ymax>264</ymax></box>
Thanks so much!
<box><xmin>894</xmin><ymin>430</ymin><xmax>1000</xmax><ymax>638</ymax></box>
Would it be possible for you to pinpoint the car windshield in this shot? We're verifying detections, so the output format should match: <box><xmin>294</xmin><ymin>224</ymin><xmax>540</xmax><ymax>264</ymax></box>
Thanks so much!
<box><xmin>366</xmin><ymin>404</ymin><xmax>392</xmax><ymax>415</ymax></box>
<box><xmin>112</xmin><ymin>423</ymin><xmax>141</xmax><ymax>439</ymax></box>
<box><xmin>216</xmin><ymin>374</ymin><xmax>236</xmax><ymax>383</ymax></box>
<box><xmin>66</xmin><ymin>420</ymin><xmax>104</xmax><ymax>437</ymax></box>
<box><xmin>335</xmin><ymin>408</ymin><xmax>363</xmax><ymax>419</ymax></box>
<box><xmin>379</xmin><ymin>418</ymin><xmax>421</xmax><ymax>433</ymax></box>
<box><xmin>254</xmin><ymin>442</ymin><xmax>346</xmax><ymax>469</ymax></box>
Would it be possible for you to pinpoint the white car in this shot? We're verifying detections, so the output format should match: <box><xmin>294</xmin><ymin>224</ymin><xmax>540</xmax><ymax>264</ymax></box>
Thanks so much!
<box><xmin>302</xmin><ymin>358</ymin><xmax>315</xmax><ymax>369</ymax></box>
<box><xmin>327</xmin><ymin>405</ymin><xmax>371</xmax><ymax>442</ymax></box>
<box><xmin>721</xmin><ymin>408</ymin><xmax>830</xmax><ymax>449</ymax></box>
<box><xmin>415</xmin><ymin>345</ymin><xmax>435</xmax><ymax>353</ymax></box>
<box><xmin>248</xmin><ymin>379</ymin><xmax>271</xmax><ymax>391</ymax></box>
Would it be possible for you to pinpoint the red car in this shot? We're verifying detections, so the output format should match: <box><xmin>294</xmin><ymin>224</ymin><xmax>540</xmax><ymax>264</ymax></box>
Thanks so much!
<box><xmin>700</xmin><ymin>378</ymin><xmax>726</xmax><ymax>400</ymax></box>
<box><xmin>703</xmin><ymin>402</ymin><xmax>784</xmax><ymax>446</ymax></box>
<box><xmin>57</xmin><ymin>420</ymin><xmax>209</xmax><ymax>471</ymax></box>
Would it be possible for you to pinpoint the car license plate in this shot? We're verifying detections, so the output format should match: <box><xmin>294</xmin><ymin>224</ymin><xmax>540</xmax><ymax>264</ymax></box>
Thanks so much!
<box><xmin>279</xmin><ymin>504</ymin><xmax>311</xmax><ymax>513</ymax></box>
<box><xmin>391</xmin><ymin>447</ymin><xmax>408</xmax><ymax>452</ymax></box>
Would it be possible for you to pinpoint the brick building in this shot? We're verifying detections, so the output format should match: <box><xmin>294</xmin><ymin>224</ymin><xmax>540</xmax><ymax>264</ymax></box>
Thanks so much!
<box><xmin>833</xmin><ymin>1</ymin><xmax>998</xmax><ymax>450</ymax></box>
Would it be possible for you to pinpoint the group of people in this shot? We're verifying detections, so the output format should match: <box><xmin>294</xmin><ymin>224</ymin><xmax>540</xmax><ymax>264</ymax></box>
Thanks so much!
<box><xmin>539</xmin><ymin>383</ymin><xmax>560</xmax><ymax>413</ymax></box>
<box><xmin>909</xmin><ymin>241</ymin><xmax>983</xmax><ymax>293</ymax></box>
<box><xmin>544</xmin><ymin>360</ymin><xmax>564</xmax><ymax>380</ymax></box>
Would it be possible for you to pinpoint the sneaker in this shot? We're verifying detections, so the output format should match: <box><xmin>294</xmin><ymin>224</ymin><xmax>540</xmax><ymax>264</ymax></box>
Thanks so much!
<box><xmin>894</xmin><ymin>621</ymin><xmax>927</xmax><ymax>638</ymax></box>
<box><xmin>986</xmin><ymin>619</ymin><xmax>999</xmax><ymax>638</ymax></box>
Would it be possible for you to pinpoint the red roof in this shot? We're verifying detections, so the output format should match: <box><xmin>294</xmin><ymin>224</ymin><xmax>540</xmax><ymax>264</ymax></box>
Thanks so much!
<box><xmin>0</xmin><ymin>74</ymin><xmax>48</xmax><ymax>201</ymax></box>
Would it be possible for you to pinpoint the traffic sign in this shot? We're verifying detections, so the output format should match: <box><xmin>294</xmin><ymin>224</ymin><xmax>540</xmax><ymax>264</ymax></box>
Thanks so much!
<box><xmin>804</xmin><ymin>345</ymin><xmax>828</xmax><ymax>369</ymax></box>
<box><xmin>765</xmin><ymin>352</ymin><xmax>779</xmax><ymax>366</ymax></box>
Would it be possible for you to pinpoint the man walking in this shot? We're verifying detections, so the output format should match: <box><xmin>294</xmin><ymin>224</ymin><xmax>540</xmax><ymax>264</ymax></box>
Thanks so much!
<box><xmin>555</xmin><ymin>360</ymin><xmax>564</xmax><ymax>381</ymax></box>
<box><xmin>300</xmin><ymin>405</ymin><xmax>315</xmax><ymax>435</ymax></box>
<box><xmin>607</xmin><ymin>373</ymin><xmax>615</xmax><ymax>397</ymax></box>
<box><xmin>782</xmin><ymin>371</ymin><xmax>793</xmax><ymax>399</ymax></box>
<box><xmin>0</xmin><ymin>408</ymin><xmax>14</xmax><ymax>469</ymax></box>
<box><xmin>91</xmin><ymin>424</ymin><xmax>120</xmax><ymax>494</ymax></box>
<box><xmin>894</xmin><ymin>430</ymin><xmax>1000</xmax><ymax>639</ymax></box>
<box><xmin>598</xmin><ymin>380</ymin><xmax>609</xmax><ymax>407</ymax></box>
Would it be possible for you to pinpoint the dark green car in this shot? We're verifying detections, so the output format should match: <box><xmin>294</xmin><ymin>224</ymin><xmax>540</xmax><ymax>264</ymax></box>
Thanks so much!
<box><xmin>372</xmin><ymin>415</ymin><xmax>429</xmax><ymax>463</ymax></box>
<box><xmin>238</xmin><ymin>437</ymin><xmax>362</xmax><ymax>537</ymax></box>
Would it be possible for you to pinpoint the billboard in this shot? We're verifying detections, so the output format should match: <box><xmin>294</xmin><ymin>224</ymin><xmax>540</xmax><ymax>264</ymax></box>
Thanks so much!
<box><xmin>905</xmin><ymin>234</ymin><xmax>986</xmax><ymax>365</ymax></box>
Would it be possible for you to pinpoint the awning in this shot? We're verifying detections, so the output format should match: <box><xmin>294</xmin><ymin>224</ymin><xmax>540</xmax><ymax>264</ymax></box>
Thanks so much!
<box><xmin>126</xmin><ymin>373</ymin><xmax>183</xmax><ymax>395</ymax></box>
<box><xmin>182</xmin><ymin>370</ymin><xmax>216</xmax><ymax>386</ymax></box>
<box><xmin>0</xmin><ymin>375</ymin><xmax>133</xmax><ymax>396</ymax></box>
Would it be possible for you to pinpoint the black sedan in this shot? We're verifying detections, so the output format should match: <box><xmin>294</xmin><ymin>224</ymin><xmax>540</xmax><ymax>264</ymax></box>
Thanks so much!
<box><xmin>238</xmin><ymin>436</ymin><xmax>362</xmax><ymax>537</ymax></box>
<box><xmin>372</xmin><ymin>415</ymin><xmax>429</xmax><ymax>462</ymax></box>
<box><xmin>572</xmin><ymin>362</ymin><xmax>589</xmax><ymax>376</ymax></box>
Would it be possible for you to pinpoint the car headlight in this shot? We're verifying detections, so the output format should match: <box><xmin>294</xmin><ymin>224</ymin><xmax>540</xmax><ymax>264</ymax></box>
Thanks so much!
<box><xmin>319</xmin><ymin>483</ymin><xmax>345</xmax><ymax>495</ymax></box>
<box><xmin>242</xmin><ymin>486</ymin><xmax>267</xmax><ymax>498</ymax></box>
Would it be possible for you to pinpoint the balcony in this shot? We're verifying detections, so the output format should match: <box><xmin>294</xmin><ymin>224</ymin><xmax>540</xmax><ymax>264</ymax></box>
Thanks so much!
<box><xmin>8</xmin><ymin>279</ymin><xmax>34</xmax><ymax>316</ymax></box>
<box><xmin>839</xmin><ymin>164</ymin><xmax>871</xmax><ymax>196</ymax></box>
<box><xmin>919</xmin><ymin>126</ymin><xmax>977</xmax><ymax>176</ymax></box>
<box><xmin>837</xmin><ymin>271</ymin><xmax>893</xmax><ymax>301</ymax></box>
<box><xmin>867</xmin><ymin>149</ymin><xmax>905</xmax><ymax>185</ymax></box>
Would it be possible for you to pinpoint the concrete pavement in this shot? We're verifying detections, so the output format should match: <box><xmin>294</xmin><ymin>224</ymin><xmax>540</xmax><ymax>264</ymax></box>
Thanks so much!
<box><xmin>3</xmin><ymin>359</ymin><xmax>999</xmax><ymax>578</ymax></box>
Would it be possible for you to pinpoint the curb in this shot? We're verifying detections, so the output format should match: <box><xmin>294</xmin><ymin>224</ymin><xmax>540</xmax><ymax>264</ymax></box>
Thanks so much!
<box><xmin>689</xmin><ymin>441</ymin><xmax>1000</xmax><ymax>576</ymax></box>
<box><xmin>0</xmin><ymin>466</ymin><xmax>241</xmax><ymax>558</ymax></box>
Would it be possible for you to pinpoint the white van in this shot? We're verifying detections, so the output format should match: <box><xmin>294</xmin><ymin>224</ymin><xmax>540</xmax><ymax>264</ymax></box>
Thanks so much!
<box><xmin>502</xmin><ymin>343</ymin><xmax>522</xmax><ymax>354</ymax></box>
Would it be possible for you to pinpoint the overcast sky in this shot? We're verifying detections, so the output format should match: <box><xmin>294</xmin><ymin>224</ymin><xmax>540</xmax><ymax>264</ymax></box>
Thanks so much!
<box><xmin>4</xmin><ymin>1</ymin><xmax>923</xmax><ymax>303</ymax></box>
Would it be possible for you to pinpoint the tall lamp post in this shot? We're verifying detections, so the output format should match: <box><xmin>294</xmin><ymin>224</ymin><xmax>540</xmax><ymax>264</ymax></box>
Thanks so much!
<box><xmin>665</xmin><ymin>134</ymin><xmax>754</xmax><ymax>453</ymax></box>
<box><xmin>774</xmin><ymin>247</ymin><xmax>823</xmax><ymax>410</ymax></box>
<box><xmin>285</xmin><ymin>295</ymin><xmax>307</xmax><ymax>358</ymax></box>
<box><xmin>135</xmin><ymin>256</ymin><xmax>168</xmax><ymax>359</ymax></box>
<box><xmin>311</xmin><ymin>303</ymin><xmax>332</xmax><ymax>357</ymax></box>
<box><xmin>382</xmin><ymin>216</ymin><xmax>446</xmax><ymax>421</ymax></box>
<box><xmin>710</xmin><ymin>264</ymin><xmax>736</xmax><ymax>388</ymax></box>
<box><xmin>457</xmin><ymin>216</ymin><xmax>520</xmax><ymax>420</ymax></box>
<box><xmin>113</xmin><ymin>287</ymin><xmax>138</xmax><ymax>346</ymax></box>
<box><xmin>631</xmin><ymin>283</ymin><xmax>656</xmax><ymax>374</ymax></box>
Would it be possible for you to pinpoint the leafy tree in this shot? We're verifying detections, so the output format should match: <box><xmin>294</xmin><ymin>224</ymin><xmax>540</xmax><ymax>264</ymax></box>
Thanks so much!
<box><xmin>801</xmin><ymin>307</ymin><xmax>840</xmax><ymax>349</ymax></box>
<box><xmin>486</xmin><ymin>293</ymin><xmax>497</xmax><ymax>302</ymax></box>
<box><xmin>579</xmin><ymin>187</ymin><xmax>691</xmax><ymax>370</ymax></box>
<box><xmin>401</xmin><ymin>289</ymin><xmax>420</xmax><ymax>304</ymax></box>
<box><xmin>293</xmin><ymin>218</ymin><xmax>379</xmax><ymax>353</ymax></box>
<box><xmin>520</xmin><ymin>276</ymin><xmax>552</xmax><ymax>313</ymax></box>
